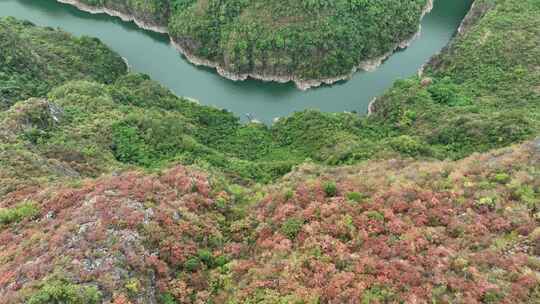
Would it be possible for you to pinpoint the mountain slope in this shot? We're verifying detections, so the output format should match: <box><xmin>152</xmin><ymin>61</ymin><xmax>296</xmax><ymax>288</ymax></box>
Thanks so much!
<box><xmin>2</xmin><ymin>0</ymin><xmax>540</xmax><ymax>192</ymax></box>
<box><xmin>1</xmin><ymin>140</ymin><xmax>538</xmax><ymax>303</ymax></box>
<box><xmin>370</xmin><ymin>0</ymin><xmax>540</xmax><ymax>159</ymax></box>
<box><xmin>0</xmin><ymin>0</ymin><xmax>539</xmax><ymax>302</ymax></box>
<box><xmin>0</xmin><ymin>17</ymin><xmax>127</xmax><ymax>109</ymax></box>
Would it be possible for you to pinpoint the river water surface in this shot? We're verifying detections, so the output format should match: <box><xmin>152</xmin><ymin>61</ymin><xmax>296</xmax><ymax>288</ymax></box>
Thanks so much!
<box><xmin>0</xmin><ymin>0</ymin><xmax>472</xmax><ymax>123</ymax></box>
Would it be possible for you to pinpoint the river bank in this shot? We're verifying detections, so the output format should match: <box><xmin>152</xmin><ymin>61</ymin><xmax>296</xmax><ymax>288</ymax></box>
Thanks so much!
<box><xmin>57</xmin><ymin>0</ymin><xmax>167</xmax><ymax>33</ymax></box>
<box><xmin>57</xmin><ymin>0</ymin><xmax>434</xmax><ymax>91</ymax></box>
<box><xmin>371</xmin><ymin>0</ymin><xmax>480</xmax><ymax>115</ymax></box>
<box><xmin>1</xmin><ymin>0</ymin><xmax>473</xmax><ymax>123</ymax></box>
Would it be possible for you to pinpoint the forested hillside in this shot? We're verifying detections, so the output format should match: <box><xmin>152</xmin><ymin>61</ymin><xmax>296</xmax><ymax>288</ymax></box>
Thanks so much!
<box><xmin>0</xmin><ymin>17</ymin><xmax>126</xmax><ymax>109</ymax></box>
<box><xmin>65</xmin><ymin>0</ymin><xmax>429</xmax><ymax>87</ymax></box>
<box><xmin>370</xmin><ymin>0</ymin><xmax>540</xmax><ymax>158</ymax></box>
<box><xmin>0</xmin><ymin>0</ymin><xmax>539</xmax><ymax>302</ymax></box>
<box><xmin>2</xmin><ymin>0</ymin><xmax>540</xmax><ymax>190</ymax></box>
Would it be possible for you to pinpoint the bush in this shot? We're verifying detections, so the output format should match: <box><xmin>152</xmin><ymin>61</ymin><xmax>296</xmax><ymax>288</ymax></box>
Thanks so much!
<box><xmin>159</xmin><ymin>293</ymin><xmax>177</xmax><ymax>304</ymax></box>
<box><xmin>388</xmin><ymin>135</ymin><xmax>427</xmax><ymax>157</ymax></box>
<box><xmin>512</xmin><ymin>185</ymin><xmax>538</xmax><ymax>211</ymax></box>
<box><xmin>475</xmin><ymin>197</ymin><xmax>497</xmax><ymax>210</ymax></box>
<box><xmin>27</xmin><ymin>280</ymin><xmax>101</xmax><ymax>304</ymax></box>
<box><xmin>280</xmin><ymin>218</ymin><xmax>304</xmax><ymax>240</ymax></box>
<box><xmin>214</xmin><ymin>255</ymin><xmax>229</xmax><ymax>267</ymax></box>
<box><xmin>492</xmin><ymin>173</ymin><xmax>511</xmax><ymax>184</ymax></box>
<box><xmin>361</xmin><ymin>285</ymin><xmax>396</xmax><ymax>304</ymax></box>
<box><xmin>365</xmin><ymin>211</ymin><xmax>385</xmax><ymax>222</ymax></box>
<box><xmin>482</xmin><ymin>290</ymin><xmax>504</xmax><ymax>304</ymax></box>
<box><xmin>198</xmin><ymin>249</ymin><xmax>214</xmax><ymax>268</ymax></box>
<box><xmin>111</xmin><ymin>113</ymin><xmax>190</xmax><ymax>168</ymax></box>
<box><xmin>125</xmin><ymin>278</ymin><xmax>140</xmax><ymax>294</ymax></box>
<box><xmin>184</xmin><ymin>257</ymin><xmax>201</xmax><ymax>272</ymax></box>
<box><xmin>346</xmin><ymin>192</ymin><xmax>365</xmax><ymax>203</ymax></box>
<box><xmin>428</xmin><ymin>77</ymin><xmax>472</xmax><ymax>106</ymax></box>
<box><xmin>323</xmin><ymin>181</ymin><xmax>338</xmax><ymax>197</ymax></box>
<box><xmin>0</xmin><ymin>201</ymin><xmax>39</xmax><ymax>225</ymax></box>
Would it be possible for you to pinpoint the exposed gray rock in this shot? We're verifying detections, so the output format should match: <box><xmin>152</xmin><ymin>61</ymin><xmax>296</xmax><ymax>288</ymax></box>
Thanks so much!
<box><xmin>534</xmin><ymin>138</ymin><xmax>540</xmax><ymax>150</ymax></box>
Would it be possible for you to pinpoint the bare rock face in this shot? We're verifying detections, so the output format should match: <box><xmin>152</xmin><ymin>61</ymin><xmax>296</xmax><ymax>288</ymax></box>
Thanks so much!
<box><xmin>420</xmin><ymin>77</ymin><xmax>433</xmax><ymax>87</ymax></box>
<box><xmin>1</xmin><ymin>98</ymin><xmax>63</xmax><ymax>135</ymax></box>
<box><xmin>457</xmin><ymin>1</ymin><xmax>495</xmax><ymax>35</ymax></box>
<box><xmin>57</xmin><ymin>0</ymin><xmax>168</xmax><ymax>33</ymax></box>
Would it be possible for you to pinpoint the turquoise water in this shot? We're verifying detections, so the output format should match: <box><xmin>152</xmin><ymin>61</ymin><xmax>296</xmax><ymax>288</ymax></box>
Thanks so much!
<box><xmin>0</xmin><ymin>0</ymin><xmax>472</xmax><ymax>123</ymax></box>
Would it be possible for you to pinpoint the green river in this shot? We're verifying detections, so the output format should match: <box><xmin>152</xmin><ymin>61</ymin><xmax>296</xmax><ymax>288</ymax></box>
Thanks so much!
<box><xmin>0</xmin><ymin>0</ymin><xmax>472</xmax><ymax>123</ymax></box>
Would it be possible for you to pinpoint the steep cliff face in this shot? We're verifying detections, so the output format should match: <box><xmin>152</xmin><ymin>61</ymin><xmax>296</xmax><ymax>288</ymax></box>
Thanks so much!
<box><xmin>58</xmin><ymin>0</ymin><xmax>169</xmax><ymax>32</ymax></box>
<box><xmin>98</xmin><ymin>0</ymin><xmax>170</xmax><ymax>26</ymax></box>
<box><xmin>456</xmin><ymin>0</ymin><xmax>492</xmax><ymax>35</ymax></box>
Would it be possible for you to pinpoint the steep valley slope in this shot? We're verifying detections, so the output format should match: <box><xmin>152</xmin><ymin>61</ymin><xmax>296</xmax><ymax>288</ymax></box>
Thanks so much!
<box><xmin>0</xmin><ymin>0</ymin><xmax>539</xmax><ymax>303</ymax></box>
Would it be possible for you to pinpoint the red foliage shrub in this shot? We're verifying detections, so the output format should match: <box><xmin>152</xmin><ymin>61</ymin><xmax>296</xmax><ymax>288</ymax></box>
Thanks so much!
<box><xmin>1</xmin><ymin>143</ymin><xmax>539</xmax><ymax>303</ymax></box>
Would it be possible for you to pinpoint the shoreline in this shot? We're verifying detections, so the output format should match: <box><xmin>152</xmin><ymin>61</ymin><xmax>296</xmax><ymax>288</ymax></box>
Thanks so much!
<box><xmin>367</xmin><ymin>97</ymin><xmax>378</xmax><ymax>117</ymax></box>
<box><xmin>56</xmin><ymin>0</ymin><xmax>168</xmax><ymax>33</ymax></box>
<box><xmin>57</xmin><ymin>0</ymin><xmax>434</xmax><ymax>91</ymax></box>
<box><xmin>418</xmin><ymin>0</ymin><xmax>477</xmax><ymax>77</ymax></box>
<box><xmin>377</xmin><ymin>0</ymin><xmax>478</xmax><ymax>116</ymax></box>
<box><xmin>458</xmin><ymin>0</ymin><xmax>480</xmax><ymax>35</ymax></box>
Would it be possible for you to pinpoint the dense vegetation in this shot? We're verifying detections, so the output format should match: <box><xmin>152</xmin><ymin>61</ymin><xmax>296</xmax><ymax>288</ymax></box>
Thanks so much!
<box><xmin>3</xmin><ymin>0</ymin><xmax>540</xmax><ymax>194</ymax></box>
<box><xmin>371</xmin><ymin>0</ymin><xmax>540</xmax><ymax>159</ymax></box>
<box><xmin>0</xmin><ymin>17</ymin><xmax>126</xmax><ymax>110</ymax></box>
<box><xmin>76</xmin><ymin>0</ymin><xmax>170</xmax><ymax>26</ymax></box>
<box><xmin>1</xmin><ymin>140</ymin><xmax>538</xmax><ymax>303</ymax></box>
<box><xmin>74</xmin><ymin>0</ymin><xmax>428</xmax><ymax>83</ymax></box>
<box><xmin>0</xmin><ymin>0</ymin><xmax>539</xmax><ymax>302</ymax></box>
